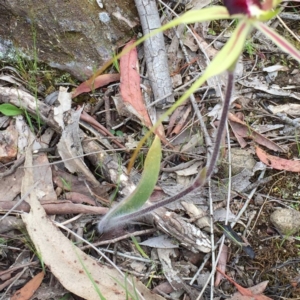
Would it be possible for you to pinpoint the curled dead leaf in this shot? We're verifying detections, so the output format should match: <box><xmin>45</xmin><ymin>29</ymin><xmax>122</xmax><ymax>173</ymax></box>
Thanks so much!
<box><xmin>120</xmin><ymin>40</ymin><xmax>152</xmax><ymax>128</ymax></box>
<box><xmin>72</xmin><ymin>73</ymin><xmax>120</xmax><ymax>98</ymax></box>
<box><xmin>228</xmin><ymin>113</ymin><xmax>285</xmax><ymax>152</ymax></box>
<box><xmin>256</xmin><ymin>146</ymin><xmax>300</xmax><ymax>172</ymax></box>
<box><xmin>11</xmin><ymin>271</ymin><xmax>44</xmax><ymax>300</ymax></box>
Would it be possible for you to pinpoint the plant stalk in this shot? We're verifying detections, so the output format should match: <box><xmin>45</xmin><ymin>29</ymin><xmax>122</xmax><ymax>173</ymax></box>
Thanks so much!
<box><xmin>101</xmin><ymin>70</ymin><xmax>235</xmax><ymax>231</ymax></box>
<box><xmin>206</xmin><ymin>70</ymin><xmax>234</xmax><ymax>178</ymax></box>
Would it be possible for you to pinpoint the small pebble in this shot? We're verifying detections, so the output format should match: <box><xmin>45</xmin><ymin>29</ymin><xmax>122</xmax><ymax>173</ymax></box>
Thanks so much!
<box><xmin>270</xmin><ymin>208</ymin><xmax>300</xmax><ymax>235</ymax></box>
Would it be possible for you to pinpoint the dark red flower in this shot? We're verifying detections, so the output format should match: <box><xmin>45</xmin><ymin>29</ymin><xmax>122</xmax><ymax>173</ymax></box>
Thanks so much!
<box><xmin>223</xmin><ymin>0</ymin><xmax>262</xmax><ymax>16</ymax></box>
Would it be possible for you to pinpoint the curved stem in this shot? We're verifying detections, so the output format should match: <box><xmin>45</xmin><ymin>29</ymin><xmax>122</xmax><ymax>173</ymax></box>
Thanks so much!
<box><xmin>101</xmin><ymin>70</ymin><xmax>235</xmax><ymax>231</ymax></box>
<box><xmin>206</xmin><ymin>70</ymin><xmax>234</xmax><ymax>178</ymax></box>
<box><xmin>112</xmin><ymin>169</ymin><xmax>206</xmax><ymax>226</ymax></box>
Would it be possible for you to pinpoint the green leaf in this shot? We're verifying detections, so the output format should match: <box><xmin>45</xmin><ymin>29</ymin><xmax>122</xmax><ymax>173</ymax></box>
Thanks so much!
<box><xmin>159</xmin><ymin>6</ymin><xmax>233</xmax><ymax>30</ymax></box>
<box><xmin>0</xmin><ymin>103</ymin><xmax>23</xmax><ymax>116</ymax></box>
<box><xmin>256</xmin><ymin>8</ymin><xmax>279</xmax><ymax>22</ymax></box>
<box><xmin>255</xmin><ymin>21</ymin><xmax>300</xmax><ymax>62</ymax></box>
<box><xmin>98</xmin><ymin>135</ymin><xmax>162</xmax><ymax>232</ymax></box>
<box><xmin>131</xmin><ymin>236</ymin><xmax>149</xmax><ymax>259</ymax></box>
<box><xmin>194</xmin><ymin>167</ymin><xmax>207</xmax><ymax>188</ymax></box>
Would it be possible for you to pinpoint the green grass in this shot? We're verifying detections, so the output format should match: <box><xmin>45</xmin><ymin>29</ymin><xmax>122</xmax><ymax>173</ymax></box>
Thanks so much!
<box><xmin>60</xmin><ymin>177</ymin><xmax>72</xmax><ymax>191</ymax></box>
<box><xmin>244</xmin><ymin>39</ymin><xmax>256</xmax><ymax>58</ymax></box>
<box><xmin>0</xmin><ymin>237</ymin><xmax>8</xmax><ymax>246</ymax></box>
<box><xmin>295</xmin><ymin>134</ymin><xmax>300</xmax><ymax>156</ymax></box>
<box><xmin>131</xmin><ymin>236</ymin><xmax>149</xmax><ymax>259</ymax></box>
<box><xmin>59</xmin><ymin>294</ymin><xmax>71</xmax><ymax>300</ymax></box>
<box><xmin>110</xmin><ymin>274</ymin><xmax>139</xmax><ymax>300</ymax></box>
<box><xmin>13</xmin><ymin>24</ymin><xmax>42</xmax><ymax>131</ymax></box>
<box><xmin>112</xmin><ymin>51</ymin><xmax>120</xmax><ymax>73</ymax></box>
<box><xmin>74</xmin><ymin>246</ymin><xmax>106</xmax><ymax>300</ymax></box>
<box><xmin>22</xmin><ymin>232</ymin><xmax>46</xmax><ymax>273</ymax></box>
<box><xmin>276</xmin><ymin>230</ymin><xmax>295</xmax><ymax>249</ymax></box>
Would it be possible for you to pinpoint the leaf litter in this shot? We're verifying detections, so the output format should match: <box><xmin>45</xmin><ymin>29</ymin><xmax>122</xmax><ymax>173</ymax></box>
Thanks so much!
<box><xmin>0</xmin><ymin>1</ymin><xmax>300</xmax><ymax>300</ymax></box>
<box><xmin>21</xmin><ymin>133</ymin><xmax>161</xmax><ymax>299</ymax></box>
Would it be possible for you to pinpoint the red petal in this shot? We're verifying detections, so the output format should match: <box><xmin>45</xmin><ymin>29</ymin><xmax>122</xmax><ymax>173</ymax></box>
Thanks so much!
<box><xmin>223</xmin><ymin>0</ymin><xmax>261</xmax><ymax>15</ymax></box>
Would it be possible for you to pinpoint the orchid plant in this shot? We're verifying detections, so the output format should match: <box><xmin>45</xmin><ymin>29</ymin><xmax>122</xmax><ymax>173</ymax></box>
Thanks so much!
<box><xmin>98</xmin><ymin>0</ymin><xmax>300</xmax><ymax>232</ymax></box>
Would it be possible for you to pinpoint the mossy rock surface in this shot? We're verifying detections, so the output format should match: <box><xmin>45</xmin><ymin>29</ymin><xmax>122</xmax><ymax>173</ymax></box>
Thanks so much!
<box><xmin>0</xmin><ymin>0</ymin><xmax>138</xmax><ymax>80</ymax></box>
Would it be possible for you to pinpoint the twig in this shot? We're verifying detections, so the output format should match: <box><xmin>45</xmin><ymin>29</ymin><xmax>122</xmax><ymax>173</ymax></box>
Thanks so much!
<box><xmin>189</xmin><ymin>252</ymin><xmax>211</xmax><ymax>285</ymax></box>
<box><xmin>0</xmin><ymin>267</ymin><xmax>28</xmax><ymax>300</ymax></box>
<box><xmin>231</xmin><ymin>169</ymin><xmax>266</xmax><ymax>228</ymax></box>
<box><xmin>98</xmin><ymin>248</ymin><xmax>153</xmax><ymax>264</ymax></box>
<box><xmin>277</xmin><ymin>12</ymin><xmax>300</xmax><ymax>43</ymax></box>
<box><xmin>134</xmin><ymin>0</ymin><xmax>174</xmax><ymax>107</ymax></box>
<box><xmin>0</xmin><ymin>156</ymin><xmax>25</xmax><ymax>179</ymax></box>
<box><xmin>0</xmin><ymin>200</ymin><xmax>108</xmax><ymax>215</ymax></box>
<box><xmin>0</xmin><ymin>181</ymin><xmax>39</xmax><ymax>222</ymax></box>
<box><xmin>80</xmin><ymin>228</ymin><xmax>156</xmax><ymax>250</ymax></box>
<box><xmin>195</xmin><ymin>237</ymin><xmax>225</xmax><ymax>300</ymax></box>
<box><xmin>0</xmin><ymin>87</ymin><xmax>61</xmax><ymax>133</ymax></box>
<box><xmin>104</xmin><ymin>93</ymin><xmax>112</xmax><ymax>130</ymax></box>
<box><xmin>276</xmin><ymin>112</ymin><xmax>300</xmax><ymax>129</ymax></box>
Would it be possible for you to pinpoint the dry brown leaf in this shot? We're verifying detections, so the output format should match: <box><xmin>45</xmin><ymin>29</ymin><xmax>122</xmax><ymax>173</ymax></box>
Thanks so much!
<box><xmin>268</xmin><ymin>103</ymin><xmax>300</xmax><ymax>115</ymax></box>
<box><xmin>181</xmin><ymin>201</ymin><xmax>210</xmax><ymax>229</ymax></box>
<box><xmin>247</xmin><ymin>281</ymin><xmax>269</xmax><ymax>295</ymax></box>
<box><xmin>54</xmin><ymin>87</ymin><xmax>71</xmax><ymax>129</ymax></box>
<box><xmin>21</xmin><ymin>138</ymin><xmax>165</xmax><ymax>300</ymax></box>
<box><xmin>217</xmin><ymin>267</ymin><xmax>272</xmax><ymax>300</ymax></box>
<box><xmin>0</xmin><ymin>122</ymin><xmax>18</xmax><ymax>163</ymax></box>
<box><xmin>239</xmin><ymin>75</ymin><xmax>300</xmax><ymax>101</ymax></box>
<box><xmin>11</xmin><ymin>271</ymin><xmax>44</xmax><ymax>300</ymax></box>
<box><xmin>0</xmin><ymin>166</ymin><xmax>24</xmax><ymax>201</ymax></box>
<box><xmin>214</xmin><ymin>244</ymin><xmax>228</xmax><ymax>287</ymax></box>
<box><xmin>72</xmin><ymin>73</ymin><xmax>120</xmax><ymax>98</ymax></box>
<box><xmin>33</xmin><ymin>152</ymin><xmax>56</xmax><ymax>201</ymax></box>
<box><xmin>167</xmin><ymin>105</ymin><xmax>186</xmax><ymax>136</ymax></box>
<box><xmin>57</xmin><ymin>109</ymin><xmax>104</xmax><ymax>187</ymax></box>
<box><xmin>79</xmin><ymin>109</ymin><xmax>126</xmax><ymax>150</ymax></box>
<box><xmin>120</xmin><ymin>40</ymin><xmax>152</xmax><ymax>128</ymax></box>
<box><xmin>228</xmin><ymin>113</ymin><xmax>284</xmax><ymax>152</ymax></box>
<box><xmin>153</xmin><ymin>282</ymin><xmax>174</xmax><ymax>295</ymax></box>
<box><xmin>170</xmin><ymin>104</ymin><xmax>192</xmax><ymax>136</ymax></box>
<box><xmin>256</xmin><ymin>146</ymin><xmax>300</xmax><ymax>172</ymax></box>
<box><xmin>229</xmin><ymin>114</ymin><xmax>248</xmax><ymax>148</ymax></box>
<box><xmin>230</xmin><ymin>281</ymin><xmax>271</xmax><ymax>300</ymax></box>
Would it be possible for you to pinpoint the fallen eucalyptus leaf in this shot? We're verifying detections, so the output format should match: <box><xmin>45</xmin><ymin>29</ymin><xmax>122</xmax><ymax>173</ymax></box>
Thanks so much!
<box><xmin>22</xmin><ymin>137</ymin><xmax>164</xmax><ymax>300</ymax></box>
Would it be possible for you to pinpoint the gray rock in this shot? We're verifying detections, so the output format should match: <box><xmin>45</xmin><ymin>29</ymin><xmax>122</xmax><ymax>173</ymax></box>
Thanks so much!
<box><xmin>230</xmin><ymin>148</ymin><xmax>256</xmax><ymax>175</ymax></box>
<box><xmin>270</xmin><ymin>208</ymin><xmax>300</xmax><ymax>235</ymax></box>
<box><xmin>0</xmin><ymin>0</ymin><xmax>139</xmax><ymax>80</ymax></box>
